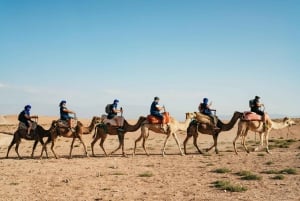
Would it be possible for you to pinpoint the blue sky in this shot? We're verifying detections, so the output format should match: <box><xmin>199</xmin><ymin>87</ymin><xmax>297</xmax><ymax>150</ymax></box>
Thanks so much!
<box><xmin>0</xmin><ymin>0</ymin><xmax>299</xmax><ymax>120</ymax></box>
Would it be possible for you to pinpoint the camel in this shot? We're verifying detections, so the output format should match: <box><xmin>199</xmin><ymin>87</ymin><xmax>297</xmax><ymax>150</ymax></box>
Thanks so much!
<box><xmin>6</xmin><ymin>124</ymin><xmax>51</xmax><ymax>159</ymax></box>
<box><xmin>133</xmin><ymin>112</ymin><xmax>196</xmax><ymax>157</ymax></box>
<box><xmin>42</xmin><ymin>119</ymin><xmax>87</xmax><ymax>159</ymax></box>
<box><xmin>183</xmin><ymin>111</ymin><xmax>243</xmax><ymax>154</ymax></box>
<box><xmin>82</xmin><ymin>116</ymin><xmax>102</xmax><ymax>134</ymax></box>
<box><xmin>91</xmin><ymin>116</ymin><xmax>147</xmax><ymax>157</ymax></box>
<box><xmin>233</xmin><ymin>117</ymin><xmax>296</xmax><ymax>154</ymax></box>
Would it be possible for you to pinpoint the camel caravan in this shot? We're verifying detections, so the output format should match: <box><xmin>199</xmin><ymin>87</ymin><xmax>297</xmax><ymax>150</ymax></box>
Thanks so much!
<box><xmin>0</xmin><ymin>96</ymin><xmax>296</xmax><ymax>159</ymax></box>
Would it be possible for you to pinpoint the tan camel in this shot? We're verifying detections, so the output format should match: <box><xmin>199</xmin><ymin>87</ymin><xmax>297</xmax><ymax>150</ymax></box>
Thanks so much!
<box><xmin>91</xmin><ymin>116</ymin><xmax>147</xmax><ymax>157</ymax></box>
<box><xmin>82</xmin><ymin>116</ymin><xmax>102</xmax><ymax>134</ymax></box>
<box><xmin>233</xmin><ymin>117</ymin><xmax>296</xmax><ymax>154</ymax></box>
<box><xmin>42</xmin><ymin>119</ymin><xmax>86</xmax><ymax>159</ymax></box>
<box><xmin>183</xmin><ymin>111</ymin><xmax>243</xmax><ymax>154</ymax></box>
<box><xmin>133</xmin><ymin>112</ymin><xmax>196</xmax><ymax>157</ymax></box>
<box><xmin>6</xmin><ymin>124</ymin><xmax>51</xmax><ymax>159</ymax></box>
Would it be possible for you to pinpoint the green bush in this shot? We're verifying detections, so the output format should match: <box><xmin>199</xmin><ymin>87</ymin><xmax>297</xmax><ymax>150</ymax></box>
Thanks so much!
<box><xmin>213</xmin><ymin>180</ymin><xmax>247</xmax><ymax>192</ymax></box>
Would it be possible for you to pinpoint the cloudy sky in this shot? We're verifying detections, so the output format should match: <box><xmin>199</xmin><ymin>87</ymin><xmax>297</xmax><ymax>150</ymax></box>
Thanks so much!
<box><xmin>0</xmin><ymin>0</ymin><xmax>299</xmax><ymax>121</ymax></box>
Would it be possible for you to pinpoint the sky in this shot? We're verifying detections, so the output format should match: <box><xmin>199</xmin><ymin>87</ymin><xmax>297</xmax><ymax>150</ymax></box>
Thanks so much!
<box><xmin>0</xmin><ymin>0</ymin><xmax>299</xmax><ymax>121</ymax></box>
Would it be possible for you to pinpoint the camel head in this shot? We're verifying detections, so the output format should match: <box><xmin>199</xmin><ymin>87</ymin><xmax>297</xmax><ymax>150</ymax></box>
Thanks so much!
<box><xmin>283</xmin><ymin>117</ymin><xmax>296</xmax><ymax>126</ymax></box>
<box><xmin>186</xmin><ymin>112</ymin><xmax>196</xmax><ymax>120</ymax></box>
<box><xmin>91</xmin><ymin>116</ymin><xmax>102</xmax><ymax>124</ymax></box>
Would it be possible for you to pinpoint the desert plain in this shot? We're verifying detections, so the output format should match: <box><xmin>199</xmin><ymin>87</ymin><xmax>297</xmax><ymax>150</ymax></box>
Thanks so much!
<box><xmin>0</xmin><ymin>114</ymin><xmax>299</xmax><ymax>201</ymax></box>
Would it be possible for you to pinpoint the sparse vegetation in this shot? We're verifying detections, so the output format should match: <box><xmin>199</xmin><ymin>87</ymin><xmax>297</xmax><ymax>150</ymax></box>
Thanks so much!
<box><xmin>138</xmin><ymin>171</ymin><xmax>153</xmax><ymax>177</ymax></box>
<box><xmin>110</xmin><ymin>172</ymin><xmax>126</xmax><ymax>175</ymax></box>
<box><xmin>279</xmin><ymin>168</ymin><xmax>297</xmax><ymax>175</ymax></box>
<box><xmin>236</xmin><ymin>171</ymin><xmax>262</xmax><ymax>180</ymax></box>
<box><xmin>271</xmin><ymin>175</ymin><xmax>285</xmax><ymax>180</ymax></box>
<box><xmin>262</xmin><ymin>168</ymin><xmax>297</xmax><ymax>175</ymax></box>
<box><xmin>212</xmin><ymin>168</ymin><xmax>231</xmax><ymax>173</ymax></box>
<box><xmin>212</xmin><ymin>180</ymin><xmax>247</xmax><ymax>192</ymax></box>
<box><xmin>268</xmin><ymin>139</ymin><xmax>296</xmax><ymax>149</ymax></box>
<box><xmin>265</xmin><ymin>161</ymin><xmax>274</xmax><ymax>165</ymax></box>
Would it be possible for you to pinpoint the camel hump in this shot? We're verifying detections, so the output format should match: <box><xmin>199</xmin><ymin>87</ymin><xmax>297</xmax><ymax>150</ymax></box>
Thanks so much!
<box><xmin>242</xmin><ymin>111</ymin><xmax>262</xmax><ymax>121</ymax></box>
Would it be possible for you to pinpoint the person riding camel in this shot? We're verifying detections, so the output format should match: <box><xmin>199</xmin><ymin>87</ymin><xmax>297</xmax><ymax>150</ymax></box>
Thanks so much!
<box><xmin>150</xmin><ymin>96</ymin><xmax>165</xmax><ymax>130</ymax></box>
<box><xmin>59</xmin><ymin>100</ymin><xmax>76</xmax><ymax>132</ymax></box>
<box><xmin>107</xmin><ymin>99</ymin><xmax>124</xmax><ymax>131</ymax></box>
<box><xmin>18</xmin><ymin>105</ymin><xmax>38</xmax><ymax>138</ymax></box>
<box><xmin>198</xmin><ymin>98</ymin><xmax>219</xmax><ymax>130</ymax></box>
<box><xmin>249</xmin><ymin>95</ymin><xmax>270</xmax><ymax>130</ymax></box>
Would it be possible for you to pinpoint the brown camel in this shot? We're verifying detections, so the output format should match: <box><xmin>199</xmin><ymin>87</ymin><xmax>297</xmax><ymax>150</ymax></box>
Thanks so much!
<box><xmin>82</xmin><ymin>116</ymin><xmax>102</xmax><ymax>134</ymax></box>
<box><xmin>183</xmin><ymin>111</ymin><xmax>243</xmax><ymax>154</ymax></box>
<box><xmin>133</xmin><ymin>112</ymin><xmax>196</xmax><ymax>157</ymax></box>
<box><xmin>6</xmin><ymin>124</ymin><xmax>51</xmax><ymax>159</ymax></box>
<box><xmin>233</xmin><ymin>117</ymin><xmax>296</xmax><ymax>154</ymax></box>
<box><xmin>91</xmin><ymin>116</ymin><xmax>147</xmax><ymax>157</ymax></box>
<box><xmin>42</xmin><ymin>119</ymin><xmax>86</xmax><ymax>159</ymax></box>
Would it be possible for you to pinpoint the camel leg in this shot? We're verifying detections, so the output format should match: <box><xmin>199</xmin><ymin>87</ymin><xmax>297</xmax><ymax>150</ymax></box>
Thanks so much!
<box><xmin>6</xmin><ymin>135</ymin><xmax>17</xmax><ymax>159</ymax></box>
<box><xmin>141</xmin><ymin>132</ymin><xmax>150</xmax><ymax>156</ymax></box>
<box><xmin>69</xmin><ymin>137</ymin><xmax>76</xmax><ymax>159</ymax></box>
<box><xmin>99</xmin><ymin>135</ymin><xmax>108</xmax><ymax>157</ymax></box>
<box><xmin>192</xmin><ymin>135</ymin><xmax>203</xmax><ymax>154</ymax></box>
<box><xmin>40</xmin><ymin>137</ymin><xmax>51</xmax><ymax>159</ymax></box>
<box><xmin>161</xmin><ymin>133</ymin><xmax>171</xmax><ymax>157</ymax></box>
<box><xmin>206</xmin><ymin>134</ymin><xmax>219</xmax><ymax>154</ymax></box>
<box><xmin>233</xmin><ymin>134</ymin><xmax>240</xmax><ymax>155</ymax></box>
<box><xmin>183</xmin><ymin>135</ymin><xmax>191</xmax><ymax>155</ymax></box>
<box><xmin>14</xmin><ymin>140</ymin><xmax>22</xmax><ymax>159</ymax></box>
<box><xmin>77</xmin><ymin>135</ymin><xmax>89</xmax><ymax>158</ymax></box>
<box><xmin>265</xmin><ymin>132</ymin><xmax>270</xmax><ymax>154</ymax></box>
<box><xmin>172</xmin><ymin>133</ymin><xmax>184</xmax><ymax>156</ymax></box>
<box><xmin>110</xmin><ymin>132</ymin><xmax>124</xmax><ymax>156</ymax></box>
<box><xmin>241</xmin><ymin>130</ymin><xmax>250</xmax><ymax>153</ymax></box>
<box><xmin>133</xmin><ymin>133</ymin><xmax>144</xmax><ymax>156</ymax></box>
<box><xmin>31</xmin><ymin>140</ymin><xmax>39</xmax><ymax>158</ymax></box>
<box><xmin>51</xmin><ymin>137</ymin><xmax>59</xmax><ymax>159</ymax></box>
<box><xmin>91</xmin><ymin>134</ymin><xmax>101</xmax><ymax>157</ymax></box>
<box><xmin>255</xmin><ymin>132</ymin><xmax>264</xmax><ymax>152</ymax></box>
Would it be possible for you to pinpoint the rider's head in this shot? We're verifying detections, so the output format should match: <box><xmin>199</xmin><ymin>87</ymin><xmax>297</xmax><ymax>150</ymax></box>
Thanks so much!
<box><xmin>113</xmin><ymin>99</ymin><xmax>119</xmax><ymax>104</ymax></box>
<box><xmin>203</xmin><ymin>98</ymin><xmax>208</xmax><ymax>104</ymax></box>
<box><xmin>59</xmin><ymin>100</ymin><xmax>66</xmax><ymax>107</ymax></box>
<box><xmin>154</xmin><ymin>96</ymin><xmax>160</xmax><ymax>101</ymax></box>
<box><xmin>24</xmin><ymin>105</ymin><xmax>31</xmax><ymax>110</ymax></box>
<box><xmin>255</xmin><ymin>96</ymin><xmax>260</xmax><ymax>100</ymax></box>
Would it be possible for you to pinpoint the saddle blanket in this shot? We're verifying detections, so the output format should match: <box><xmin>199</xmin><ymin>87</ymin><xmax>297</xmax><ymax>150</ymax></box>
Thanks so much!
<box><xmin>57</xmin><ymin>119</ymin><xmax>77</xmax><ymax>128</ymax></box>
<box><xmin>242</xmin><ymin>112</ymin><xmax>262</xmax><ymax>121</ymax></box>
<box><xmin>147</xmin><ymin>112</ymin><xmax>170</xmax><ymax>124</ymax></box>
<box><xmin>18</xmin><ymin>122</ymin><xmax>37</xmax><ymax>130</ymax></box>
<box><xmin>101</xmin><ymin>115</ymin><xmax>125</xmax><ymax>127</ymax></box>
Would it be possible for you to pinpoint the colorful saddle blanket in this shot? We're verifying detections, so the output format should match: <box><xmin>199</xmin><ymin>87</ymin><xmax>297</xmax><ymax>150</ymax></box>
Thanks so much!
<box><xmin>242</xmin><ymin>112</ymin><xmax>262</xmax><ymax>121</ymax></box>
<box><xmin>147</xmin><ymin>112</ymin><xmax>170</xmax><ymax>124</ymax></box>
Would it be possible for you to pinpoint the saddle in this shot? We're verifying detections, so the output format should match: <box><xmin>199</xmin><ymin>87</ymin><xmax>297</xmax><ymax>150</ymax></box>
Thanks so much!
<box><xmin>56</xmin><ymin>119</ymin><xmax>77</xmax><ymax>129</ymax></box>
<box><xmin>18</xmin><ymin>122</ymin><xmax>37</xmax><ymax>130</ymax></box>
<box><xmin>242</xmin><ymin>112</ymin><xmax>262</xmax><ymax>121</ymax></box>
<box><xmin>194</xmin><ymin>112</ymin><xmax>211</xmax><ymax>124</ymax></box>
<box><xmin>147</xmin><ymin>112</ymin><xmax>170</xmax><ymax>124</ymax></box>
<box><xmin>101</xmin><ymin>114</ymin><xmax>125</xmax><ymax>127</ymax></box>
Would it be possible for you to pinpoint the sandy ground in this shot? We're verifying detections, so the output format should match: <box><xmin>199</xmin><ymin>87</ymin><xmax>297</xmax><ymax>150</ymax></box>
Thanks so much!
<box><xmin>0</xmin><ymin>115</ymin><xmax>299</xmax><ymax>201</ymax></box>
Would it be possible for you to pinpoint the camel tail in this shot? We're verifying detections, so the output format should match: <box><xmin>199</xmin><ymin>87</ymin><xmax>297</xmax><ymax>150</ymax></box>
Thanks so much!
<box><xmin>0</xmin><ymin>131</ymin><xmax>14</xmax><ymax>136</ymax></box>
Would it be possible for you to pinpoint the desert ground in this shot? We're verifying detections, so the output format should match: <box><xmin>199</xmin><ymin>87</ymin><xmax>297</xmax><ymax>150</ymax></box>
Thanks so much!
<box><xmin>0</xmin><ymin>114</ymin><xmax>299</xmax><ymax>201</ymax></box>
